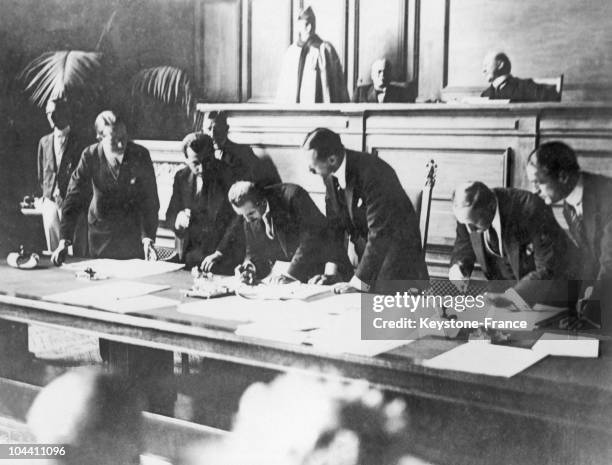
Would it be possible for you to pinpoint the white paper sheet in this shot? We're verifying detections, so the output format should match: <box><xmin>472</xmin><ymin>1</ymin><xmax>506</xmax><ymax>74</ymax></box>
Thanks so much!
<box><xmin>45</xmin><ymin>281</ymin><xmax>170</xmax><ymax>307</ymax></box>
<box><xmin>95</xmin><ymin>295</ymin><xmax>180</xmax><ymax>314</ymax></box>
<box><xmin>422</xmin><ymin>342</ymin><xmax>547</xmax><ymax>378</ymax></box>
<box><xmin>61</xmin><ymin>258</ymin><xmax>184</xmax><ymax>279</ymax></box>
<box><xmin>234</xmin><ymin>282</ymin><xmax>332</xmax><ymax>301</ymax></box>
<box><xmin>531</xmin><ymin>332</ymin><xmax>599</xmax><ymax>358</ymax></box>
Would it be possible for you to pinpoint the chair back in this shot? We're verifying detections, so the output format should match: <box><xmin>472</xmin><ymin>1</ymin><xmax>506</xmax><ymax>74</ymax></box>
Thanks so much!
<box><xmin>533</xmin><ymin>74</ymin><xmax>564</xmax><ymax>100</ymax></box>
<box><xmin>404</xmin><ymin>160</ymin><xmax>437</xmax><ymax>250</ymax></box>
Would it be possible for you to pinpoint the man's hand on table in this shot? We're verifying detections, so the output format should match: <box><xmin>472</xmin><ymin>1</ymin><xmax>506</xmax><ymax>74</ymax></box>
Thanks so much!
<box><xmin>143</xmin><ymin>238</ymin><xmax>158</xmax><ymax>261</ymax></box>
<box><xmin>267</xmin><ymin>274</ymin><xmax>297</xmax><ymax>285</ymax></box>
<box><xmin>308</xmin><ymin>273</ymin><xmax>342</xmax><ymax>285</ymax></box>
<box><xmin>201</xmin><ymin>251</ymin><xmax>223</xmax><ymax>272</ymax></box>
<box><xmin>235</xmin><ymin>261</ymin><xmax>257</xmax><ymax>285</ymax></box>
<box><xmin>51</xmin><ymin>239</ymin><xmax>70</xmax><ymax>266</ymax></box>
<box><xmin>332</xmin><ymin>275</ymin><xmax>370</xmax><ymax>294</ymax></box>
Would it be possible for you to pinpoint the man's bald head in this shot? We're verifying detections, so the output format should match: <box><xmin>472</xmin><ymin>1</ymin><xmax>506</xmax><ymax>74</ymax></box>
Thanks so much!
<box><xmin>482</xmin><ymin>51</ymin><xmax>511</xmax><ymax>83</ymax></box>
<box><xmin>452</xmin><ymin>181</ymin><xmax>497</xmax><ymax>232</ymax></box>
<box><xmin>371</xmin><ymin>59</ymin><xmax>391</xmax><ymax>91</ymax></box>
<box><xmin>27</xmin><ymin>369</ymin><xmax>144</xmax><ymax>465</ymax></box>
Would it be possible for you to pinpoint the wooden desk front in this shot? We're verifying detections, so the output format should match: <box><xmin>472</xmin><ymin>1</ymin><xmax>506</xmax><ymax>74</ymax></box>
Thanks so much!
<box><xmin>0</xmin><ymin>260</ymin><xmax>611</xmax><ymax>464</ymax></box>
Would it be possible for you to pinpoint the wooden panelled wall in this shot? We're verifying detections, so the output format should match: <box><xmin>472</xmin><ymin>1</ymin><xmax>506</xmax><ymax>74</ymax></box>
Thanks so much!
<box><xmin>195</xmin><ymin>0</ymin><xmax>612</xmax><ymax>103</ymax></box>
<box><xmin>185</xmin><ymin>102</ymin><xmax>612</xmax><ymax>277</ymax></box>
<box><xmin>196</xmin><ymin>0</ymin><xmax>418</xmax><ymax>103</ymax></box>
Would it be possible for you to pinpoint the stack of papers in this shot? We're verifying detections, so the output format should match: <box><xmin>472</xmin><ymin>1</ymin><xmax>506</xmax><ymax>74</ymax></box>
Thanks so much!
<box><xmin>44</xmin><ymin>281</ymin><xmax>178</xmax><ymax>314</ymax></box>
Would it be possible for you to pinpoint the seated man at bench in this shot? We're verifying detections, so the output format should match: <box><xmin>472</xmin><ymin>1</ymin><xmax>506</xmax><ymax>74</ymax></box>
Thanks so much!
<box><xmin>481</xmin><ymin>52</ymin><xmax>560</xmax><ymax>102</ymax></box>
<box><xmin>166</xmin><ymin>132</ymin><xmax>243</xmax><ymax>272</ymax></box>
<box><xmin>227</xmin><ymin>181</ymin><xmax>350</xmax><ymax>284</ymax></box>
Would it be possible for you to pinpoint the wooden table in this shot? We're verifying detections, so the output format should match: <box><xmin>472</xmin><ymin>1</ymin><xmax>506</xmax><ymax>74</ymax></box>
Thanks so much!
<box><xmin>0</xmin><ymin>258</ymin><xmax>611</xmax><ymax>464</ymax></box>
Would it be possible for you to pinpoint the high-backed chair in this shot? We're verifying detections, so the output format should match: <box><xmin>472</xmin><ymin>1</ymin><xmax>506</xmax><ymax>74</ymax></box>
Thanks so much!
<box><xmin>533</xmin><ymin>74</ymin><xmax>564</xmax><ymax>101</ymax></box>
<box><xmin>405</xmin><ymin>160</ymin><xmax>437</xmax><ymax>251</ymax></box>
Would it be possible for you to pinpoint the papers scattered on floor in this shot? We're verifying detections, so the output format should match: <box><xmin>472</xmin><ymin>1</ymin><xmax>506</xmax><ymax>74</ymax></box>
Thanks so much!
<box><xmin>532</xmin><ymin>332</ymin><xmax>599</xmax><ymax>358</ymax></box>
<box><xmin>44</xmin><ymin>281</ymin><xmax>172</xmax><ymax>313</ymax></box>
<box><xmin>62</xmin><ymin>259</ymin><xmax>184</xmax><ymax>279</ymax></box>
<box><xmin>422</xmin><ymin>342</ymin><xmax>547</xmax><ymax>378</ymax></box>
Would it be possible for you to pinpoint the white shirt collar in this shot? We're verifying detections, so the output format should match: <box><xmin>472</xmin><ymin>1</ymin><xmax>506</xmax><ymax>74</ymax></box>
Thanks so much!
<box><xmin>492</xmin><ymin>74</ymin><xmax>510</xmax><ymax>90</ymax></box>
<box><xmin>263</xmin><ymin>199</ymin><xmax>271</xmax><ymax>218</ymax></box>
<box><xmin>103</xmin><ymin>147</ymin><xmax>124</xmax><ymax>166</ymax></box>
<box><xmin>333</xmin><ymin>151</ymin><xmax>347</xmax><ymax>189</ymax></box>
<box><xmin>53</xmin><ymin>125</ymin><xmax>70</xmax><ymax>139</ymax></box>
<box><xmin>565</xmin><ymin>173</ymin><xmax>584</xmax><ymax>214</ymax></box>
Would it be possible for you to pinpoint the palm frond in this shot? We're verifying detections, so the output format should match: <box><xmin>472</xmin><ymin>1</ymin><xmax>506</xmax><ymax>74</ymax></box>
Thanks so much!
<box><xmin>132</xmin><ymin>66</ymin><xmax>193</xmax><ymax>116</ymax></box>
<box><xmin>19</xmin><ymin>51</ymin><xmax>103</xmax><ymax>107</ymax></box>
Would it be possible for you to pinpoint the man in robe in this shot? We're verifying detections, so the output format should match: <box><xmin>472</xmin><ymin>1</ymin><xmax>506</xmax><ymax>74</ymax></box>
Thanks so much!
<box><xmin>276</xmin><ymin>6</ymin><xmax>348</xmax><ymax>104</ymax></box>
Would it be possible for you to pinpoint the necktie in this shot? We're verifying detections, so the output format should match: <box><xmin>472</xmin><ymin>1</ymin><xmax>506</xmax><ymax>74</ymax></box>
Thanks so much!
<box><xmin>332</xmin><ymin>175</ymin><xmax>347</xmax><ymax>211</ymax></box>
<box><xmin>563</xmin><ymin>201</ymin><xmax>586</xmax><ymax>249</ymax></box>
<box><xmin>109</xmin><ymin>156</ymin><xmax>122</xmax><ymax>180</ymax></box>
<box><xmin>263</xmin><ymin>213</ymin><xmax>275</xmax><ymax>240</ymax></box>
<box><xmin>485</xmin><ymin>226</ymin><xmax>501</xmax><ymax>256</ymax></box>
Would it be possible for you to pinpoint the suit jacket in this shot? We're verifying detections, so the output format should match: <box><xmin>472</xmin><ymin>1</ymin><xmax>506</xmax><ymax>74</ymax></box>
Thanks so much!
<box><xmin>352</xmin><ymin>83</ymin><xmax>416</xmax><ymax>103</ymax></box>
<box><xmin>37</xmin><ymin>131</ymin><xmax>85</xmax><ymax>205</ymax></box>
<box><xmin>276</xmin><ymin>35</ymin><xmax>349</xmax><ymax>103</ymax></box>
<box><xmin>326</xmin><ymin>150</ymin><xmax>428</xmax><ymax>290</ymax></box>
<box><xmin>243</xmin><ymin>183</ymin><xmax>347</xmax><ymax>282</ymax></box>
<box><xmin>219</xmin><ymin>139</ymin><xmax>281</xmax><ymax>187</ymax></box>
<box><xmin>451</xmin><ymin>188</ymin><xmax>569</xmax><ymax>305</ymax></box>
<box><xmin>61</xmin><ymin>141</ymin><xmax>159</xmax><ymax>259</ymax></box>
<box><xmin>165</xmin><ymin>160</ymin><xmax>237</xmax><ymax>264</ymax></box>
<box><xmin>481</xmin><ymin>76</ymin><xmax>560</xmax><ymax>102</ymax></box>
<box><xmin>570</xmin><ymin>172</ymin><xmax>612</xmax><ymax>307</ymax></box>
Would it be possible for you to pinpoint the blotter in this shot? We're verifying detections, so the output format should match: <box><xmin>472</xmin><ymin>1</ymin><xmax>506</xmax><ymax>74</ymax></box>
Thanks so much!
<box><xmin>423</xmin><ymin>342</ymin><xmax>547</xmax><ymax>378</ymax></box>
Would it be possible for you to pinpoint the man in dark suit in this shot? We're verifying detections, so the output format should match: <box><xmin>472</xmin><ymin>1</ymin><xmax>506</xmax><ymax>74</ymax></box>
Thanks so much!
<box><xmin>526</xmin><ymin>142</ymin><xmax>612</xmax><ymax>328</ymax></box>
<box><xmin>303</xmin><ymin>128</ymin><xmax>428</xmax><ymax>294</ymax></box>
<box><xmin>480</xmin><ymin>52</ymin><xmax>560</xmax><ymax>102</ymax></box>
<box><xmin>352</xmin><ymin>58</ymin><xmax>416</xmax><ymax>103</ymax></box>
<box><xmin>202</xmin><ymin>111</ymin><xmax>281</xmax><ymax>187</ymax></box>
<box><xmin>51</xmin><ymin>111</ymin><xmax>159</xmax><ymax>265</ymax></box>
<box><xmin>166</xmin><ymin>132</ymin><xmax>241</xmax><ymax>272</ymax></box>
<box><xmin>35</xmin><ymin>98</ymin><xmax>88</xmax><ymax>255</ymax></box>
<box><xmin>450</xmin><ymin>181</ymin><xmax>569</xmax><ymax>308</ymax></box>
<box><xmin>228</xmin><ymin>181</ymin><xmax>349</xmax><ymax>283</ymax></box>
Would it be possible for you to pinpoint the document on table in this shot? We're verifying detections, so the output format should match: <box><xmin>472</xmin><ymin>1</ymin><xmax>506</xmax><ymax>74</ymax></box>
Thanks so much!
<box><xmin>234</xmin><ymin>282</ymin><xmax>333</xmax><ymax>301</ymax></box>
<box><xmin>61</xmin><ymin>259</ymin><xmax>185</xmax><ymax>279</ymax></box>
<box><xmin>44</xmin><ymin>281</ymin><xmax>172</xmax><ymax>313</ymax></box>
<box><xmin>422</xmin><ymin>342</ymin><xmax>547</xmax><ymax>378</ymax></box>
<box><xmin>531</xmin><ymin>332</ymin><xmax>599</xmax><ymax>358</ymax></box>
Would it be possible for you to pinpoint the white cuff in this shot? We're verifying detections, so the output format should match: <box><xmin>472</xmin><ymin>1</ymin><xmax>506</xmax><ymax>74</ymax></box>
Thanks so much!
<box><xmin>142</xmin><ymin>237</ymin><xmax>153</xmax><ymax>246</ymax></box>
<box><xmin>504</xmin><ymin>287</ymin><xmax>531</xmax><ymax>312</ymax></box>
<box><xmin>324</xmin><ymin>262</ymin><xmax>338</xmax><ymax>276</ymax></box>
<box><xmin>349</xmin><ymin>275</ymin><xmax>370</xmax><ymax>292</ymax></box>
